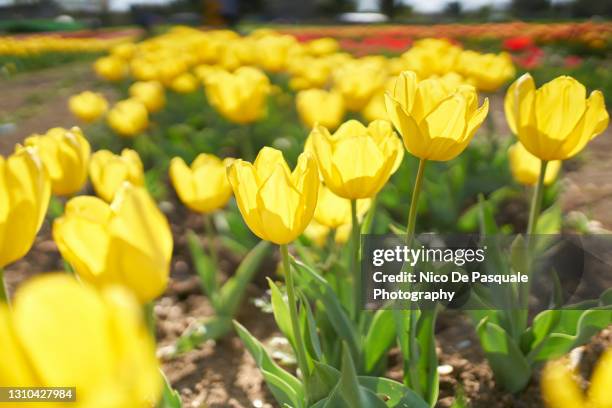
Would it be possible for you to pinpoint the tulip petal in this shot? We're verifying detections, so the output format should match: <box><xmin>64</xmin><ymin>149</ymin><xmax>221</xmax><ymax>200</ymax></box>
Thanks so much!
<box><xmin>254</xmin><ymin>147</ymin><xmax>292</xmax><ymax>183</ymax></box>
<box><xmin>227</xmin><ymin>160</ymin><xmax>268</xmax><ymax>241</ymax></box>
<box><xmin>0</xmin><ymin>304</ymin><xmax>39</xmax><ymax>386</ymax></box>
<box><xmin>535</xmin><ymin>76</ymin><xmax>586</xmax><ymax>142</ymax></box>
<box><xmin>561</xmin><ymin>90</ymin><xmax>609</xmax><ymax>159</ymax></box>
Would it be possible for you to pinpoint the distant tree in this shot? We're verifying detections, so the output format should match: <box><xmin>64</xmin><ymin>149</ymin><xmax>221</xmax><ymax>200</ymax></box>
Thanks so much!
<box><xmin>380</xmin><ymin>0</ymin><xmax>398</xmax><ymax>17</ymax></box>
<box><xmin>445</xmin><ymin>1</ymin><xmax>462</xmax><ymax>18</ymax></box>
<box><xmin>571</xmin><ymin>0</ymin><xmax>612</xmax><ymax>18</ymax></box>
<box><xmin>511</xmin><ymin>0</ymin><xmax>550</xmax><ymax>18</ymax></box>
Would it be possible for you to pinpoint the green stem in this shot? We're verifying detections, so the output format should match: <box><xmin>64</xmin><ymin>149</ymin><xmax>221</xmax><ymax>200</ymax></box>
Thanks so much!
<box><xmin>144</xmin><ymin>302</ymin><xmax>156</xmax><ymax>339</ymax></box>
<box><xmin>350</xmin><ymin>199</ymin><xmax>361</xmax><ymax>320</ymax></box>
<box><xmin>406</xmin><ymin>159</ymin><xmax>427</xmax><ymax>242</ymax></box>
<box><xmin>203</xmin><ymin>214</ymin><xmax>219</xmax><ymax>292</ymax></box>
<box><xmin>0</xmin><ymin>268</ymin><xmax>7</xmax><ymax>304</ymax></box>
<box><xmin>243</xmin><ymin>124</ymin><xmax>256</xmax><ymax>161</ymax></box>
<box><xmin>280</xmin><ymin>244</ymin><xmax>310</xmax><ymax>398</ymax></box>
<box><xmin>527</xmin><ymin>160</ymin><xmax>549</xmax><ymax>235</ymax></box>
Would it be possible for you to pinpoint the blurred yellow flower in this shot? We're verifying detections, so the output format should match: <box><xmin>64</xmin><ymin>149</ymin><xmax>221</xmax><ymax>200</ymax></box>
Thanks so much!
<box><xmin>314</xmin><ymin>184</ymin><xmax>371</xmax><ymax>229</ymax></box>
<box><xmin>308</xmin><ymin>119</ymin><xmax>404</xmax><ymax>199</ymax></box>
<box><xmin>111</xmin><ymin>42</ymin><xmax>137</xmax><ymax>60</ymax></box>
<box><xmin>53</xmin><ymin>183</ymin><xmax>173</xmax><ymax>303</ymax></box>
<box><xmin>107</xmin><ymin>99</ymin><xmax>149</xmax><ymax>137</ymax></box>
<box><xmin>508</xmin><ymin>142</ymin><xmax>561</xmax><ymax>186</ymax></box>
<box><xmin>255</xmin><ymin>34</ymin><xmax>298</xmax><ymax>72</ymax></box>
<box><xmin>458</xmin><ymin>50</ymin><xmax>515</xmax><ymax>92</ymax></box>
<box><xmin>205</xmin><ymin>67</ymin><xmax>270</xmax><ymax>124</ymax></box>
<box><xmin>24</xmin><ymin>127</ymin><xmax>91</xmax><ymax>196</ymax></box>
<box><xmin>296</xmin><ymin>89</ymin><xmax>345</xmax><ymax>130</ymax></box>
<box><xmin>303</xmin><ymin>220</ymin><xmax>330</xmax><ymax>247</ymax></box>
<box><xmin>94</xmin><ymin>55</ymin><xmax>127</xmax><ymax>81</ymax></box>
<box><xmin>541</xmin><ymin>348</ymin><xmax>612</xmax><ymax>408</ymax></box>
<box><xmin>0</xmin><ymin>147</ymin><xmax>50</xmax><ymax>268</ymax></box>
<box><xmin>385</xmin><ymin>71</ymin><xmax>489</xmax><ymax>161</ymax></box>
<box><xmin>169</xmin><ymin>72</ymin><xmax>199</xmax><ymax>93</ymax></box>
<box><xmin>68</xmin><ymin>91</ymin><xmax>108</xmax><ymax>123</ymax></box>
<box><xmin>307</xmin><ymin>37</ymin><xmax>339</xmax><ymax>56</ymax></box>
<box><xmin>504</xmin><ymin>73</ymin><xmax>609</xmax><ymax>161</ymax></box>
<box><xmin>89</xmin><ymin>148</ymin><xmax>144</xmax><ymax>202</ymax></box>
<box><xmin>362</xmin><ymin>77</ymin><xmax>397</xmax><ymax>122</ymax></box>
<box><xmin>0</xmin><ymin>273</ymin><xmax>161</xmax><ymax>407</ymax></box>
<box><xmin>169</xmin><ymin>154</ymin><xmax>233</xmax><ymax>213</ymax></box>
<box><xmin>227</xmin><ymin>147</ymin><xmax>319</xmax><ymax>244</ymax></box>
<box><xmin>401</xmin><ymin>38</ymin><xmax>462</xmax><ymax>78</ymax></box>
<box><xmin>129</xmin><ymin>81</ymin><xmax>165</xmax><ymax>113</ymax></box>
<box><xmin>333</xmin><ymin>59</ymin><xmax>387</xmax><ymax>111</ymax></box>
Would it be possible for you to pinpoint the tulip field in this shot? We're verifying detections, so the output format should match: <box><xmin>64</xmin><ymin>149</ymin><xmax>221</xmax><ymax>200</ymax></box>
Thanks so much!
<box><xmin>1</xmin><ymin>22</ymin><xmax>612</xmax><ymax>408</ymax></box>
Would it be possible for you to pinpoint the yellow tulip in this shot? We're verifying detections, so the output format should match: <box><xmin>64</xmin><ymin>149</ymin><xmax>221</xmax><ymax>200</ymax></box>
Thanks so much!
<box><xmin>93</xmin><ymin>55</ymin><xmax>127</xmax><ymax>81</ymax></box>
<box><xmin>193</xmin><ymin>64</ymin><xmax>222</xmax><ymax>82</ymax></box>
<box><xmin>288</xmin><ymin>56</ymin><xmax>332</xmax><ymax>90</ymax></box>
<box><xmin>0</xmin><ymin>274</ymin><xmax>161</xmax><ymax>407</ymax></box>
<box><xmin>129</xmin><ymin>81</ymin><xmax>166</xmax><ymax>113</ymax></box>
<box><xmin>24</xmin><ymin>127</ymin><xmax>91</xmax><ymax>196</ymax></box>
<box><xmin>314</xmin><ymin>184</ymin><xmax>371</xmax><ymax>229</ymax></box>
<box><xmin>333</xmin><ymin>59</ymin><xmax>387</xmax><ymax>111</ymax></box>
<box><xmin>111</xmin><ymin>42</ymin><xmax>137</xmax><ymax>60</ymax></box>
<box><xmin>169</xmin><ymin>72</ymin><xmax>199</xmax><ymax>94</ymax></box>
<box><xmin>458</xmin><ymin>50</ymin><xmax>515</xmax><ymax>92</ymax></box>
<box><xmin>307</xmin><ymin>37</ymin><xmax>339</xmax><ymax>56</ymax></box>
<box><xmin>296</xmin><ymin>89</ymin><xmax>345</xmax><ymax>130</ymax></box>
<box><xmin>68</xmin><ymin>91</ymin><xmax>108</xmax><ymax>123</ymax></box>
<box><xmin>400</xmin><ymin>39</ymin><xmax>462</xmax><ymax>78</ymax></box>
<box><xmin>385</xmin><ymin>71</ymin><xmax>489</xmax><ymax>162</ymax></box>
<box><xmin>89</xmin><ymin>148</ymin><xmax>144</xmax><ymax>202</ymax></box>
<box><xmin>508</xmin><ymin>142</ymin><xmax>561</xmax><ymax>186</ymax></box>
<box><xmin>0</xmin><ymin>147</ymin><xmax>51</xmax><ymax>268</ymax></box>
<box><xmin>205</xmin><ymin>67</ymin><xmax>270</xmax><ymax>124</ymax></box>
<box><xmin>308</xmin><ymin>119</ymin><xmax>404</xmax><ymax>199</ymax></box>
<box><xmin>107</xmin><ymin>99</ymin><xmax>149</xmax><ymax>137</ymax></box>
<box><xmin>53</xmin><ymin>183</ymin><xmax>173</xmax><ymax>303</ymax></box>
<box><xmin>303</xmin><ymin>220</ymin><xmax>330</xmax><ymax>247</ymax></box>
<box><xmin>504</xmin><ymin>74</ymin><xmax>609</xmax><ymax>161</ymax></box>
<box><xmin>255</xmin><ymin>34</ymin><xmax>298</xmax><ymax>72</ymax></box>
<box><xmin>227</xmin><ymin>147</ymin><xmax>319</xmax><ymax>245</ymax></box>
<box><xmin>362</xmin><ymin>77</ymin><xmax>397</xmax><ymax>122</ymax></box>
<box><xmin>541</xmin><ymin>348</ymin><xmax>612</xmax><ymax>408</ymax></box>
<box><xmin>169</xmin><ymin>154</ymin><xmax>233</xmax><ymax>213</ymax></box>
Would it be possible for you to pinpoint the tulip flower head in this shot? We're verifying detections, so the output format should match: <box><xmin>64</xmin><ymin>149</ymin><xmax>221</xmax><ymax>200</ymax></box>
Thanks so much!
<box><xmin>24</xmin><ymin>127</ymin><xmax>91</xmax><ymax>196</ymax></box>
<box><xmin>169</xmin><ymin>72</ymin><xmax>199</xmax><ymax>94</ymax></box>
<box><xmin>296</xmin><ymin>89</ymin><xmax>345</xmax><ymax>130</ymax></box>
<box><xmin>508</xmin><ymin>142</ymin><xmax>561</xmax><ymax>186</ymax></box>
<box><xmin>332</xmin><ymin>59</ymin><xmax>387</xmax><ymax>111</ymax></box>
<box><xmin>94</xmin><ymin>55</ymin><xmax>127</xmax><ymax>81</ymax></box>
<box><xmin>0</xmin><ymin>274</ymin><xmax>162</xmax><ymax>406</ymax></box>
<box><xmin>68</xmin><ymin>91</ymin><xmax>108</xmax><ymax>123</ymax></box>
<box><xmin>458</xmin><ymin>50</ymin><xmax>516</xmax><ymax>92</ymax></box>
<box><xmin>314</xmin><ymin>184</ymin><xmax>371</xmax><ymax>229</ymax></box>
<box><xmin>227</xmin><ymin>147</ymin><xmax>319</xmax><ymax>245</ymax></box>
<box><xmin>308</xmin><ymin>119</ymin><xmax>404</xmax><ymax>199</ymax></box>
<box><xmin>129</xmin><ymin>81</ymin><xmax>166</xmax><ymax>113</ymax></box>
<box><xmin>504</xmin><ymin>74</ymin><xmax>609</xmax><ymax>161</ymax></box>
<box><xmin>89</xmin><ymin>148</ymin><xmax>145</xmax><ymax>202</ymax></box>
<box><xmin>169</xmin><ymin>154</ymin><xmax>233</xmax><ymax>214</ymax></box>
<box><xmin>53</xmin><ymin>183</ymin><xmax>173</xmax><ymax>303</ymax></box>
<box><xmin>0</xmin><ymin>146</ymin><xmax>51</xmax><ymax>268</ymax></box>
<box><xmin>541</xmin><ymin>348</ymin><xmax>612</xmax><ymax>408</ymax></box>
<box><xmin>205</xmin><ymin>67</ymin><xmax>271</xmax><ymax>124</ymax></box>
<box><xmin>107</xmin><ymin>99</ymin><xmax>149</xmax><ymax>137</ymax></box>
<box><xmin>385</xmin><ymin>71</ymin><xmax>489</xmax><ymax>162</ymax></box>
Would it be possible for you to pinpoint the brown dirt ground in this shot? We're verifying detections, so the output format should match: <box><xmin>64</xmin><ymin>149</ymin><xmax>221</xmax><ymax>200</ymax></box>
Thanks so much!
<box><xmin>1</xmin><ymin>63</ymin><xmax>611</xmax><ymax>408</ymax></box>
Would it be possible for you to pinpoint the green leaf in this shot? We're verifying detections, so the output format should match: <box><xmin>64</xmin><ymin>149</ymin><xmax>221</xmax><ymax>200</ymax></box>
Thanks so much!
<box><xmin>415</xmin><ymin>309</ymin><xmax>439</xmax><ymax>406</ymax></box>
<box><xmin>186</xmin><ymin>230</ymin><xmax>218</xmax><ymax>306</ymax></box>
<box><xmin>218</xmin><ymin>240</ymin><xmax>271</xmax><ymax>316</ymax></box>
<box><xmin>299</xmin><ymin>291</ymin><xmax>323</xmax><ymax>363</ymax></box>
<box><xmin>363</xmin><ymin>310</ymin><xmax>396</xmax><ymax>374</ymax></box>
<box><xmin>308</xmin><ymin>361</ymin><xmax>340</xmax><ymax>404</ymax></box>
<box><xmin>476</xmin><ymin>318</ymin><xmax>531</xmax><ymax>393</ymax></box>
<box><xmin>358</xmin><ymin>377</ymin><xmax>429</xmax><ymax>408</ymax></box>
<box><xmin>234</xmin><ymin>321</ymin><xmax>305</xmax><ymax>408</ymax></box>
<box><xmin>477</xmin><ymin>195</ymin><xmax>499</xmax><ymax>235</ymax></box>
<box><xmin>268</xmin><ymin>278</ymin><xmax>295</xmax><ymax>347</ymax></box>
<box><xmin>158</xmin><ymin>369</ymin><xmax>182</xmax><ymax>408</ymax></box>
<box><xmin>292</xmin><ymin>260</ymin><xmax>361</xmax><ymax>364</ymax></box>
<box><xmin>173</xmin><ymin>316</ymin><xmax>232</xmax><ymax>355</ymax></box>
<box><xmin>535</xmin><ymin>203</ymin><xmax>561</xmax><ymax>234</ymax></box>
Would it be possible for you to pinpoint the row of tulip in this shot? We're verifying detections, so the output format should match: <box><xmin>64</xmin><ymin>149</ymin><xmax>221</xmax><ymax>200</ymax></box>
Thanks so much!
<box><xmin>1</xmin><ymin>27</ymin><xmax>611</xmax><ymax>407</ymax></box>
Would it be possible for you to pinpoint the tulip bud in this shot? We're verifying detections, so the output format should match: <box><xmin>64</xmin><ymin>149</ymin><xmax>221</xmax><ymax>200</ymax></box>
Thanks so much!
<box><xmin>508</xmin><ymin>142</ymin><xmax>561</xmax><ymax>186</ymax></box>
<box><xmin>227</xmin><ymin>147</ymin><xmax>319</xmax><ymax>245</ymax></box>
<box><xmin>107</xmin><ymin>99</ymin><xmax>149</xmax><ymax>137</ymax></box>
<box><xmin>89</xmin><ymin>149</ymin><xmax>144</xmax><ymax>202</ymax></box>
<box><xmin>504</xmin><ymin>73</ymin><xmax>609</xmax><ymax>161</ymax></box>
<box><xmin>24</xmin><ymin>127</ymin><xmax>91</xmax><ymax>196</ymax></box>
<box><xmin>205</xmin><ymin>67</ymin><xmax>270</xmax><ymax>124</ymax></box>
<box><xmin>53</xmin><ymin>183</ymin><xmax>173</xmax><ymax>303</ymax></box>
<box><xmin>169</xmin><ymin>154</ymin><xmax>233</xmax><ymax>213</ymax></box>
<box><xmin>0</xmin><ymin>274</ymin><xmax>162</xmax><ymax>405</ymax></box>
<box><xmin>296</xmin><ymin>89</ymin><xmax>345</xmax><ymax>130</ymax></box>
<box><xmin>0</xmin><ymin>147</ymin><xmax>51</xmax><ymax>268</ymax></box>
<box><xmin>68</xmin><ymin>91</ymin><xmax>108</xmax><ymax>123</ymax></box>
<box><xmin>129</xmin><ymin>81</ymin><xmax>166</xmax><ymax>113</ymax></box>
<box><xmin>385</xmin><ymin>71</ymin><xmax>489</xmax><ymax>162</ymax></box>
<box><xmin>169</xmin><ymin>72</ymin><xmax>199</xmax><ymax>94</ymax></box>
<box><xmin>93</xmin><ymin>56</ymin><xmax>127</xmax><ymax>81</ymax></box>
<box><xmin>308</xmin><ymin>119</ymin><xmax>404</xmax><ymax>199</ymax></box>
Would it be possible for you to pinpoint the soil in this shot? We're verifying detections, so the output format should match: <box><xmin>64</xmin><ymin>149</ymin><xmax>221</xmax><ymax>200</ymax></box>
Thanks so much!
<box><xmin>1</xmin><ymin>62</ymin><xmax>611</xmax><ymax>408</ymax></box>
